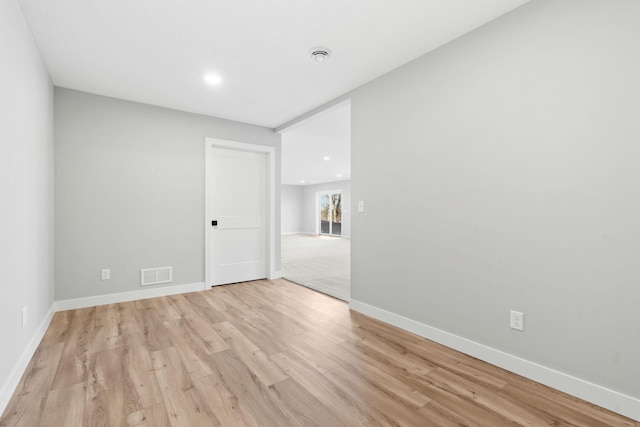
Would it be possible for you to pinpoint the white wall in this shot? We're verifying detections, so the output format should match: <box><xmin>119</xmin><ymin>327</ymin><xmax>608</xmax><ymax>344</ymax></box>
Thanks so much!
<box><xmin>0</xmin><ymin>0</ymin><xmax>54</xmax><ymax>412</ymax></box>
<box><xmin>301</xmin><ymin>181</ymin><xmax>351</xmax><ymax>237</ymax></box>
<box><xmin>281</xmin><ymin>185</ymin><xmax>304</xmax><ymax>234</ymax></box>
<box><xmin>55</xmin><ymin>88</ymin><xmax>281</xmax><ymax>301</ymax></box>
<box><xmin>346</xmin><ymin>0</ymin><xmax>640</xmax><ymax>416</ymax></box>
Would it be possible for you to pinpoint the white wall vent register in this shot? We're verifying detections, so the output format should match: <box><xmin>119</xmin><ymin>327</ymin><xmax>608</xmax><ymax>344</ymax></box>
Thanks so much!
<box><xmin>140</xmin><ymin>266</ymin><xmax>173</xmax><ymax>286</ymax></box>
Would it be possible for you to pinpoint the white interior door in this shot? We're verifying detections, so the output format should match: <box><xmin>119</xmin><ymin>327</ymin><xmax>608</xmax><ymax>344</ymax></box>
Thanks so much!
<box><xmin>208</xmin><ymin>147</ymin><xmax>267</xmax><ymax>285</ymax></box>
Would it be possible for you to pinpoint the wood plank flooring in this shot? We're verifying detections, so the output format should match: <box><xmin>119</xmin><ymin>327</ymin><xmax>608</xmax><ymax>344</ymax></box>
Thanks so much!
<box><xmin>1</xmin><ymin>279</ymin><xmax>638</xmax><ymax>426</ymax></box>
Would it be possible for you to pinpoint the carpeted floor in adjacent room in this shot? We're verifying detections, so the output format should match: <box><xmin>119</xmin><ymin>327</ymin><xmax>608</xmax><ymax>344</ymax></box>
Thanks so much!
<box><xmin>281</xmin><ymin>234</ymin><xmax>350</xmax><ymax>301</ymax></box>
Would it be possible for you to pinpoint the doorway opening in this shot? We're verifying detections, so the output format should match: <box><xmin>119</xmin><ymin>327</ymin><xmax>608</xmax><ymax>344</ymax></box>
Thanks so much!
<box><xmin>278</xmin><ymin>100</ymin><xmax>351</xmax><ymax>301</ymax></box>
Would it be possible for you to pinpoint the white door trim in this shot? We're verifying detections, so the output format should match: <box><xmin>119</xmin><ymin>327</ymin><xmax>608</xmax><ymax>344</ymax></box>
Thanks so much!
<box><xmin>205</xmin><ymin>138</ymin><xmax>277</xmax><ymax>286</ymax></box>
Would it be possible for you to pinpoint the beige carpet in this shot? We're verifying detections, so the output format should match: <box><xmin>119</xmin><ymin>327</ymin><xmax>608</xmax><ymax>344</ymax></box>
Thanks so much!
<box><xmin>281</xmin><ymin>234</ymin><xmax>350</xmax><ymax>301</ymax></box>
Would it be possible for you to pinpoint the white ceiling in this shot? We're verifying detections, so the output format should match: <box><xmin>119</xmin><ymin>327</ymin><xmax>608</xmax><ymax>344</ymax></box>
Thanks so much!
<box><xmin>18</xmin><ymin>0</ymin><xmax>530</xmax><ymax>128</ymax></box>
<box><xmin>281</xmin><ymin>102</ymin><xmax>350</xmax><ymax>186</ymax></box>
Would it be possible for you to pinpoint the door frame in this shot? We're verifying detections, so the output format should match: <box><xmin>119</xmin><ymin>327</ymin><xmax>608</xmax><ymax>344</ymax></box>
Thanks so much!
<box><xmin>205</xmin><ymin>137</ymin><xmax>277</xmax><ymax>287</ymax></box>
<box><xmin>316</xmin><ymin>189</ymin><xmax>343</xmax><ymax>236</ymax></box>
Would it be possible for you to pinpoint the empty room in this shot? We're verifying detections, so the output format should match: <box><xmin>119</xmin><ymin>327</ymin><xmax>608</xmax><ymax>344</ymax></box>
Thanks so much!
<box><xmin>1</xmin><ymin>0</ymin><xmax>639</xmax><ymax>426</ymax></box>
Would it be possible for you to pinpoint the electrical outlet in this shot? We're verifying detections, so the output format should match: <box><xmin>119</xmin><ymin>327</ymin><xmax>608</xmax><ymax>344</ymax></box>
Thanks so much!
<box><xmin>510</xmin><ymin>310</ymin><xmax>524</xmax><ymax>331</ymax></box>
<box><xmin>101</xmin><ymin>268</ymin><xmax>110</xmax><ymax>280</ymax></box>
<box><xmin>22</xmin><ymin>306</ymin><xmax>27</xmax><ymax>328</ymax></box>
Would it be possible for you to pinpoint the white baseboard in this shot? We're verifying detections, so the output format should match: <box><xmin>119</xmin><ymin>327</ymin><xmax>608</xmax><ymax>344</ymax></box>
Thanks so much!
<box><xmin>349</xmin><ymin>299</ymin><xmax>640</xmax><ymax>422</ymax></box>
<box><xmin>281</xmin><ymin>231</ymin><xmax>307</xmax><ymax>235</ymax></box>
<box><xmin>55</xmin><ymin>282</ymin><xmax>207</xmax><ymax>311</ymax></box>
<box><xmin>0</xmin><ymin>303</ymin><xmax>56</xmax><ymax>416</ymax></box>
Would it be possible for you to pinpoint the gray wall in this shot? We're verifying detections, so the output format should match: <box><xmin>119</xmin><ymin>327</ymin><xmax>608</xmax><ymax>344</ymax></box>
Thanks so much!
<box><xmin>55</xmin><ymin>88</ymin><xmax>281</xmax><ymax>300</ymax></box>
<box><xmin>350</xmin><ymin>0</ymin><xmax>640</xmax><ymax>399</ymax></box>
<box><xmin>281</xmin><ymin>185</ymin><xmax>304</xmax><ymax>234</ymax></box>
<box><xmin>302</xmin><ymin>181</ymin><xmax>351</xmax><ymax>237</ymax></box>
<box><xmin>0</xmin><ymin>0</ymin><xmax>54</xmax><ymax>406</ymax></box>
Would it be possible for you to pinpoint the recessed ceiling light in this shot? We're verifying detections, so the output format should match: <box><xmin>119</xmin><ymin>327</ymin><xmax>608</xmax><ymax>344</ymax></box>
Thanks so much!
<box><xmin>323</xmin><ymin>156</ymin><xmax>331</xmax><ymax>161</ymax></box>
<box><xmin>204</xmin><ymin>73</ymin><xmax>222</xmax><ymax>86</ymax></box>
<box><xmin>300</xmin><ymin>180</ymin><xmax>305</xmax><ymax>183</ymax></box>
<box><xmin>337</xmin><ymin>174</ymin><xmax>342</xmax><ymax>178</ymax></box>
<box><xmin>310</xmin><ymin>47</ymin><xmax>331</xmax><ymax>62</ymax></box>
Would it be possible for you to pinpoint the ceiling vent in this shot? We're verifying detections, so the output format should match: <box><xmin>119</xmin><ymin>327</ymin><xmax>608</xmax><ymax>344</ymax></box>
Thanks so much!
<box><xmin>310</xmin><ymin>47</ymin><xmax>331</xmax><ymax>62</ymax></box>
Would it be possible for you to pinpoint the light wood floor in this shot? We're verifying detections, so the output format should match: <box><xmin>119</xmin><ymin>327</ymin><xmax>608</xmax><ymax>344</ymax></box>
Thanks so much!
<box><xmin>1</xmin><ymin>279</ymin><xmax>637</xmax><ymax>426</ymax></box>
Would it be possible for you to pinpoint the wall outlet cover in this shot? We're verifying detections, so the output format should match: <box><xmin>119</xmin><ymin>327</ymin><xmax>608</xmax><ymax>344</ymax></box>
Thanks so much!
<box><xmin>510</xmin><ymin>310</ymin><xmax>524</xmax><ymax>331</ymax></box>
